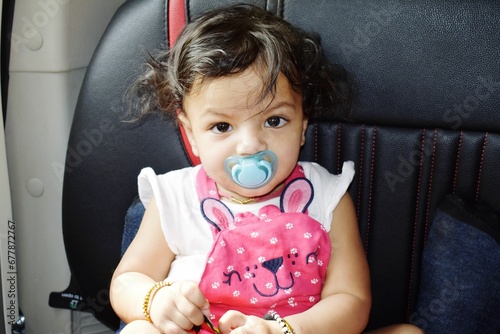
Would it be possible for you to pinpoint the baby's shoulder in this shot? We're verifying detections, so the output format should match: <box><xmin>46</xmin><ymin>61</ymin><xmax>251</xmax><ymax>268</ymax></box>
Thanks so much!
<box><xmin>299</xmin><ymin>161</ymin><xmax>355</xmax><ymax>179</ymax></box>
<box><xmin>140</xmin><ymin>165</ymin><xmax>200</xmax><ymax>182</ymax></box>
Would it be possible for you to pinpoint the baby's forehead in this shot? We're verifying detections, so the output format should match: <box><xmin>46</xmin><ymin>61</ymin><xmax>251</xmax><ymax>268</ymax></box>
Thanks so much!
<box><xmin>188</xmin><ymin>67</ymin><xmax>299</xmax><ymax>102</ymax></box>
<box><xmin>184</xmin><ymin>69</ymin><xmax>302</xmax><ymax>117</ymax></box>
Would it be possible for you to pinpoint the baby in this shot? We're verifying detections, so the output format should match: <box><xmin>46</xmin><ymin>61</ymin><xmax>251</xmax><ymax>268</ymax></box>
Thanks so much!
<box><xmin>110</xmin><ymin>4</ymin><xmax>423</xmax><ymax>334</ymax></box>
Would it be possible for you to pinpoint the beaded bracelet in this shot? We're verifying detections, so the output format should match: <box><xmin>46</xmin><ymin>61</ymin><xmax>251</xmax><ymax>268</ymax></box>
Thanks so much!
<box><xmin>143</xmin><ymin>281</ymin><xmax>171</xmax><ymax>323</ymax></box>
<box><xmin>264</xmin><ymin>312</ymin><xmax>296</xmax><ymax>334</ymax></box>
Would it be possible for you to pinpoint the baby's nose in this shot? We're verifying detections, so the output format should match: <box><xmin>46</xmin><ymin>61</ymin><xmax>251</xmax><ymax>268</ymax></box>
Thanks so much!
<box><xmin>236</xmin><ymin>129</ymin><xmax>266</xmax><ymax>155</ymax></box>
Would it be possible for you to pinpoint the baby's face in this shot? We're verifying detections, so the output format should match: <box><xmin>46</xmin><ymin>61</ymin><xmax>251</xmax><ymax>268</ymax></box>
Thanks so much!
<box><xmin>180</xmin><ymin>66</ymin><xmax>308</xmax><ymax>198</ymax></box>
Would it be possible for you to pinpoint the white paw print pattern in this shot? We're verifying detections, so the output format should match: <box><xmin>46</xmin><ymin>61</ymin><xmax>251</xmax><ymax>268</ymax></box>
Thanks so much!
<box><xmin>258</xmin><ymin>256</ymin><xmax>266</xmax><ymax>263</ymax></box>
<box><xmin>304</xmin><ymin>232</ymin><xmax>312</xmax><ymax>239</ymax></box>
<box><xmin>286</xmin><ymin>222</ymin><xmax>294</xmax><ymax>229</ymax></box>
<box><xmin>284</xmin><ymin>288</ymin><xmax>292</xmax><ymax>294</ymax></box>
<box><xmin>244</xmin><ymin>272</ymin><xmax>253</xmax><ymax>279</ymax></box>
<box><xmin>318</xmin><ymin>259</ymin><xmax>324</xmax><ymax>266</ymax></box>
<box><xmin>290</xmin><ymin>248</ymin><xmax>298</xmax><ymax>254</ymax></box>
<box><xmin>250</xmin><ymin>232</ymin><xmax>259</xmax><ymax>238</ymax></box>
<box><xmin>250</xmin><ymin>297</ymin><xmax>258</xmax><ymax>304</ymax></box>
<box><xmin>309</xmin><ymin>296</ymin><xmax>316</xmax><ymax>303</ymax></box>
<box><xmin>265</xmin><ymin>282</ymin><xmax>274</xmax><ymax>289</ymax></box>
<box><xmin>270</xmin><ymin>237</ymin><xmax>278</xmax><ymax>245</ymax></box>
<box><xmin>294</xmin><ymin>271</ymin><xmax>301</xmax><ymax>277</ymax></box>
<box><xmin>212</xmin><ymin>282</ymin><xmax>220</xmax><ymax>289</ymax></box>
<box><xmin>220</xmin><ymin>240</ymin><xmax>226</xmax><ymax>247</ymax></box>
<box><xmin>288</xmin><ymin>297</ymin><xmax>297</xmax><ymax>307</ymax></box>
<box><xmin>207</xmin><ymin>257</ymin><xmax>214</xmax><ymax>264</ymax></box>
<box><xmin>237</xmin><ymin>247</ymin><xmax>245</xmax><ymax>254</ymax></box>
<box><xmin>227</xmin><ymin>265</ymin><xmax>234</xmax><ymax>272</ymax></box>
<box><xmin>311</xmin><ymin>278</ymin><xmax>319</xmax><ymax>284</ymax></box>
<box><xmin>209</xmin><ymin>189</ymin><xmax>217</xmax><ymax>196</ymax></box>
<box><xmin>233</xmin><ymin>290</ymin><xmax>240</xmax><ymax>297</ymax></box>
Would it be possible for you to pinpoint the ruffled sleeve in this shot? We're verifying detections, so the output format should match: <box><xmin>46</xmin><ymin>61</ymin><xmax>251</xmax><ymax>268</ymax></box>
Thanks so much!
<box><xmin>136</xmin><ymin>166</ymin><xmax>213</xmax><ymax>257</ymax></box>
<box><xmin>137</xmin><ymin>167</ymin><xmax>156</xmax><ymax>209</ymax></box>
<box><xmin>300</xmin><ymin>161</ymin><xmax>355</xmax><ymax>232</ymax></box>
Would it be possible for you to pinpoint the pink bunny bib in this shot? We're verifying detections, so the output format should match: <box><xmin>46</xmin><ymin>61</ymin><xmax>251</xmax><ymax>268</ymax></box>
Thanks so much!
<box><xmin>196</xmin><ymin>165</ymin><xmax>331</xmax><ymax>327</ymax></box>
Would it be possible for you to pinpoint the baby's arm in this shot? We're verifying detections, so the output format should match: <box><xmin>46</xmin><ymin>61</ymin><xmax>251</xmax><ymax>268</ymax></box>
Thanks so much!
<box><xmin>287</xmin><ymin>192</ymin><xmax>371</xmax><ymax>333</ymax></box>
<box><xmin>110</xmin><ymin>197</ymin><xmax>209</xmax><ymax>333</ymax></box>
<box><xmin>219</xmin><ymin>192</ymin><xmax>371</xmax><ymax>334</ymax></box>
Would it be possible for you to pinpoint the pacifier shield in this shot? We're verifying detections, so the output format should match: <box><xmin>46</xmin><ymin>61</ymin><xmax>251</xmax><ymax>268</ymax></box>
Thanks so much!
<box><xmin>224</xmin><ymin>151</ymin><xmax>278</xmax><ymax>189</ymax></box>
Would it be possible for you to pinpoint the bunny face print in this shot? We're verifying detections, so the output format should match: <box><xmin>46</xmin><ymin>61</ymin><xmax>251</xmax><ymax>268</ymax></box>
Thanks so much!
<box><xmin>199</xmin><ymin>177</ymin><xmax>331</xmax><ymax>322</ymax></box>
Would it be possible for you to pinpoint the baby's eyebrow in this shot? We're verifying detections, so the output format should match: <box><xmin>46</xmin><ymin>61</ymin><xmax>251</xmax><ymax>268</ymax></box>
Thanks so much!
<box><xmin>264</xmin><ymin>101</ymin><xmax>297</xmax><ymax>112</ymax></box>
<box><xmin>202</xmin><ymin>108</ymin><xmax>228</xmax><ymax>117</ymax></box>
<box><xmin>246</xmin><ymin>100</ymin><xmax>298</xmax><ymax>120</ymax></box>
<box><xmin>199</xmin><ymin>100</ymin><xmax>297</xmax><ymax>123</ymax></box>
<box><xmin>197</xmin><ymin>107</ymin><xmax>235</xmax><ymax>121</ymax></box>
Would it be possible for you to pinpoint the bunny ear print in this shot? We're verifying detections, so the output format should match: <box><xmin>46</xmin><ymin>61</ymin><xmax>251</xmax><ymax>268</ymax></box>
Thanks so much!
<box><xmin>280</xmin><ymin>177</ymin><xmax>314</xmax><ymax>213</ymax></box>
<box><xmin>200</xmin><ymin>198</ymin><xmax>234</xmax><ymax>232</ymax></box>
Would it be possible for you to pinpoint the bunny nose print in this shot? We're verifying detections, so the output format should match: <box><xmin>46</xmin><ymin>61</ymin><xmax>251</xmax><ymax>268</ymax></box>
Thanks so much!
<box><xmin>224</xmin><ymin>151</ymin><xmax>278</xmax><ymax>189</ymax></box>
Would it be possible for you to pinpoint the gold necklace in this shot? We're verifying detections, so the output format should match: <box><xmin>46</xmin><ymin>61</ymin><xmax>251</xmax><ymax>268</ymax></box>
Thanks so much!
<box><xmin>218</xmin><ymin>182</ymin><xmax>285</xmax><ymax>205</ymax></box>
<box><xmin>229</xmin><ymin>196</ymin><xmax>255</xmax><ymax>205</ymax></box>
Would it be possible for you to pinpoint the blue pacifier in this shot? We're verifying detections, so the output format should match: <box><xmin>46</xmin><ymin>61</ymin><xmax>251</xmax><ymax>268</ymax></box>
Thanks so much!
<box><xmin>224</xmin><ymin>150</ymin><xmax>278</xmax><ymax>189</ymax></box>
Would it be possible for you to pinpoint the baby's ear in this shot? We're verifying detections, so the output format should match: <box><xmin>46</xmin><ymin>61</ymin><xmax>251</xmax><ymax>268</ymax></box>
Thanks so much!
<box><xmin>176</xmin><ymin>109</ymin><xmax>189</xmax><ymax>128</ymax></box>
<box><xmin>280</xmin><ymin>178</ymin><xmax>314</xmax><ymax>213</ymax></box>
<box><xmin>177</xmin><ymin>111</ymin><xmax>199</xmax><ymax>157</ymax></box>
<box><xmin>301</xmin><ymin>117</ymin><xmax>308</xmax><ymax>146</ymax></box>
<box><xmin>200</xmin><ymin>198</ymin><xmax>234</xmax><ymax>231</ymax></box>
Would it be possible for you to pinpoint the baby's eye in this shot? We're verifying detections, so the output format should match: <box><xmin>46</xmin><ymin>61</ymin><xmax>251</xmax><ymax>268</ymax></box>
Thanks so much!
<box><xmin>265</xmin><ymin>116</ymin><xmax>288</xmax><ymax>128</ymax></box>
<box><xmin>211</xmin><ymin>123</ymin><xmax>233</xmax><ymax>134</ymax></box>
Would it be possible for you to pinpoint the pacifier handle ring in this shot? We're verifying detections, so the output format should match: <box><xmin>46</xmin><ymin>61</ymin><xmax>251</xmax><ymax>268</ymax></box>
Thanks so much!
<box><xmin>258</xmin><ymin>160</ymin><xmax>272</xmax><ymax>181</ymax></box>
<box><xmin>231</xmin><ymin>165</ymin><xmax>242</xmax><ymax>180</ymax></box>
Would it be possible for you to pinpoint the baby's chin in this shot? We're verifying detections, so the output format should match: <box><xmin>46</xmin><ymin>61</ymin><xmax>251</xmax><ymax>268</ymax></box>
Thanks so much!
<box><xmin>219</xmin><ymin>179</ymin><xmax>284</xmax><ymax>199</ymax></box>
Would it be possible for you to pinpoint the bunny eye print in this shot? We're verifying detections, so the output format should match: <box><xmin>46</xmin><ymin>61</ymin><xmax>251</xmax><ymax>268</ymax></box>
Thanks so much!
<box><xmin>199</xmin><ymin>178</ymin><xmax>331</xmax><ymax>320</ymax></box>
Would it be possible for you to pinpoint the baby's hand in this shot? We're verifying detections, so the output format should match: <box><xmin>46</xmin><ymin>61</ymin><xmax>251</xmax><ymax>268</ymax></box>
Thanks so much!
<box><xmin>218</xmin><ymin>310</ymin><xmax>280</xmax><ymax>334</ymax></box>
<box><xmin>149</xmin><ymin>281</ymin><xmax>210</xmax><ymax>333</ymax></box>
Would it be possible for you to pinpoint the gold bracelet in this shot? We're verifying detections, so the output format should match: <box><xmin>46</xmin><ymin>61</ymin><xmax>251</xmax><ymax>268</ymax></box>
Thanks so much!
<box><xmin>263</xmin><ymin>312</ymin><xmax>296</xmax><ymax>334</ymax></box>
<box><xmin>282</xmin><ymin>318</ymin><xmax>296</xmax><ymax>334</ymax></box>
<box><xmin>143</xmin><ymin>281</ymin><xmax>171</xmax><ymax>323</ymax></box>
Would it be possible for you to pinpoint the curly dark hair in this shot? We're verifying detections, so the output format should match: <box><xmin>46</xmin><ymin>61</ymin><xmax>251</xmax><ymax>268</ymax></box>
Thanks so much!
<box><xmin>128</xmin><ymin>4</ymin><xmax>353</xmax><ymax>120</ymax></box>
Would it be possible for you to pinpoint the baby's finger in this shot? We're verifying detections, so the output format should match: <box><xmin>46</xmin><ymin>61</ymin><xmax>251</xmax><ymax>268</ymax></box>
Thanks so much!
<box><xmin>179</xmin><ymin>281</ymin><xmax>210</xmax><ymax>311</ymax></box>
<box><xmin>172</xmin><ymin>296</ymin><xmax>205</xmax><ymax>328</ymax></box>
<box><xmin>150</xmin><ymin>281</ymin><xmax>206</xmax><ymax>332</ymax></box>
<box><xmin>167</xmin><ymin>282</ymin><xmax>208</xmax><ymax>327</ymax></box>
<box><xmin>159</xmin><ymin>309</ymin><xmax>195</xmax><ymax>332</ymax></box>
<box><xmin>218</xmin><ymin>310</ymin><xmax>247</xmax><ymax>333</ymax></box>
